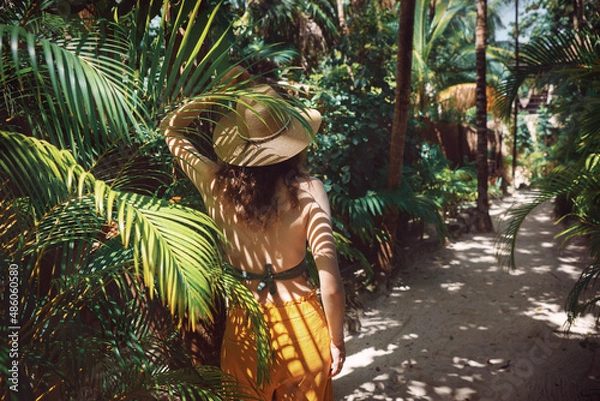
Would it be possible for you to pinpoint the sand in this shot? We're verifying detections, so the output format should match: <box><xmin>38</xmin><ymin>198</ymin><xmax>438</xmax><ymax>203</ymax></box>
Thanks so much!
<box><xmin>333</xmin><ymin>190</ymin><xmax>600</xmax><ymax>401</ymax></box>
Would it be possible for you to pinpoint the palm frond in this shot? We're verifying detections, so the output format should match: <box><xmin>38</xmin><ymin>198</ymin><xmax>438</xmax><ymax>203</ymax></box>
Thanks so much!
<box><xmin>331</xmin><ymin>182</ymin><xmax>445</xmax><ymax>246</ymax></box>
<box><xmin>0</xmin><ymin>0</ymin><xmax>37</xmax><ymax>26</ymax></box>
<box><xmin>127</xmin><ymin>0</ymin><xmax>233</xmax><ymax>113</ymax></box>
<box><xmin>150</xmin><ymin>366</ymin><xmax>259</xmax><ymax>401</ymax></box>
<box><xmin>496</xmin><ymin>155</ymin><xmax>600</xmax><ymax>270</ymax></box>
<box><xmin>412</xmin><ymin>0</ymin><xmax>468</xmax><ymax>79</ymax></box>
<box><xmin>0</xmin><ymin>130</ymin><xmax>93</xmax><ymax>218</ymax></box>
<box><xmin>304</xmin><ymin>0</ymin><xmax>339</xmax><ymax>43</ymax></box>
<box><xmin>495</xmin><ymin>189</ymin><xmax>549</xmax><ymax>270</ymax></box>
<box><xmin>90</xmin><ymin>139</ymin><xmax>174</xmax><ymax>197</ymax></box>
<box><xmin>1</xmin><ymin>131</ymin><xmax>223</xmax><ymax>326</ymax></box>
<box><xmin>333</xmin><ymin>231</ymin><xmax>373</xmax><ymax>283</ymax></box>
<box><xmin>496</xmin><ymin>173</ymin><xmax>580</xmax><ymax>271</ymax></box>
<box><xmin>0</xmin><ymin>24</ymin><xmax>149</xmax><ymax>167</ymax></box>
<box><xmin>565</xmin><ymin>262</ymin><xmax>600</xmax><ymax>326</ymax></box>
<box><xmin>216</xmin><ymin>271</ymin><xmax>273</xmax><ymax>387</ymax></box>
<box><xmin>495</xmin><ymin>28</ymin><xmax>600</xmax><ymax>119</ymax></box>
<box><xmin>19</xmin><ymin>262</ymin><xmax>247</xmax><ymax>400</ymax></box>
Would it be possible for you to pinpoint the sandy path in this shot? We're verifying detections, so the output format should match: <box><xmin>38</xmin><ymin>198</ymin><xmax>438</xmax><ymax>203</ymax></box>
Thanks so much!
<box><xmin>333</xmin><ymin>191</ymin><xmax>600</xmax><ymax>401</ymax></box>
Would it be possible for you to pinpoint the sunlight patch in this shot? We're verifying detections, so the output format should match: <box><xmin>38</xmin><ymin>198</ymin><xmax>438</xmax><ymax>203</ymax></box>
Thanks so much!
<box><xmin>455</xmin><ymin>387</ymin><xmax>477</xmax><ymax>400</ymax></box>
<box><xmin>525</xmin><ymin>301</ymin><xmax>599</xmax><ymax>336</ymax></box>
<box><xmin>467</xmin><ymin>255</ymin><xmax>498</xmax><ymax>264</ymax></box>
<box><xmin>508</xmin><ymin>268</ymin><xmax>527</xmax><ymax>276</ymax></box>
<box><xmin>407</xmin><ymin>380</ymin><xmax>432</xmax><ymax>399</ymax></box>
<box><xmin>354</xmin><ymin>311</ymin><xmax>403</xmax><ymax>337</ymax></box>
<box><xmin>434</xmin><ymin>385</ymin><xmax>453</xmax><ymax>396</ymax></box>
<box><xmin>524</xmin><ymin>301</ymin><xmax>568</xmax><ymax>328</ymax></box>
<box><xmin>452</xmin><ymin>356</ymin><xmax>486</xmax><ymax>369</ymax></box>
<box><xmin>566</xmin><ymin>314</ymin><xmax>599</xmax><ymax>336</ymax></box>
<box><xmin>531</xmin><ymin>265</ymin><xmax>552</xmax><ymax>274</ymax></box>
<box><xmin>557</xmin><ymin>263</ymin><xmax>585</xmax><ymax>280</ymax></box>
<box><xmin>441</xmin><ymin>282</ymin><xmax>465</xmax><ymax>292</ymax></box>
<box><xmin>449</xmin><ymin>242</ymin><xmax>490</xmax><ymax>252</ymax></box>
<box><xmin>336</xmin><ymin>343</ymin><xmax>399</xmax><ymax>379</ymax></box>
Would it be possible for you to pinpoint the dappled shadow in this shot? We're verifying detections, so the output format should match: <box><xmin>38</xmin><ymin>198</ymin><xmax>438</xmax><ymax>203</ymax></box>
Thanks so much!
<box><xmin>334</xmin><ymin>191</ymin><xmax>600</xmax><ymax>401</ymax></box>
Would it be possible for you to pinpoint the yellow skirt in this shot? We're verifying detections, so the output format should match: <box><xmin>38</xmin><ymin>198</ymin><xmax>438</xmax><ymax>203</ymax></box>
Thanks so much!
<box><xmin>221</xmin><ymin>290</ymin><xmax>333</xmax><ymax>400</ymax></box>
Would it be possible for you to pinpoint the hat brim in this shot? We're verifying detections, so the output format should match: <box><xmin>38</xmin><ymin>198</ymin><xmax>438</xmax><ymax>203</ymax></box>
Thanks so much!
<box><xmin>213</xmin><ymin>108</ymin><xmax>321</xmax><ymax>167</ymax></box>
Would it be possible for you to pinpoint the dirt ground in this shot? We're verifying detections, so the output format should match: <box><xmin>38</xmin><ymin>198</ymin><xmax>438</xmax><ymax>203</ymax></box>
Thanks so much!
<box><xmin>333</xmin><ymin>190</ymin><xmax>600</xmax><ymax>401</ymax></box>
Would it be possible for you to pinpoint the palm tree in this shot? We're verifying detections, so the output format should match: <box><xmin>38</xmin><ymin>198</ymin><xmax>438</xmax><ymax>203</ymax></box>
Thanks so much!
<box><xmin>0</xmin><ymin>0</ymin><xmax>293</xmax><ymax>398</ymax></box>
<box><xmin>497</xmin><ymin>28</ymin><xmax>600</xmax><ymax>325</ymax></box>
<box><xmin>411</xmin><ymin>0</ymin><xmax>475</xmax><ymax>114</ymax></box>
<box><xmin>378</xmin><ymin>0</ymin><xmax>417</xmax><ymax>273</ymax></box>
<box><xmin>474</xmin><ymin>0</ymin><xmax>494</xmax><ymax>232</ymax></box>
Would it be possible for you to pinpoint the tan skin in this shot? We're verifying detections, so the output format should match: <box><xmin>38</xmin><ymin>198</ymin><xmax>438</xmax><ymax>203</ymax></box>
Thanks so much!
<box><xmin>160</xmin><ymin>98</ymin><xmax>346</xmax><ymax>377</ymax></box>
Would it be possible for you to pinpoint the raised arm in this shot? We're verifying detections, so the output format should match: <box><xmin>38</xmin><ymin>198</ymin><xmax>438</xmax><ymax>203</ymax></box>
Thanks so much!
<box><xmin>159</xmin><ymin>67</ymin><xmax>253</xmax><ymax>191</ymax></box>
<box><xmin>305</xmin><ymin>178</ymin><xmax>346</xmax><ymax>377</ymax></box>
<box><xmin>159</xmin><ymin>100</ymin><xmax>218</xmax><ymax>193</ymax></box>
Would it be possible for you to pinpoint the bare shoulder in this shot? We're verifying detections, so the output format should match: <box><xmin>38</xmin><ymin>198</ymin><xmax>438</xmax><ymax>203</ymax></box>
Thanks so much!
<box><xmin>297</xmin><ymin>176</ymin><xmax>327</xmax><ymax>194</ymax></box>
<box><xmin>297</xmin><ymin>176</ymin><xmax>331</xmax><ymax>213</ymax></box>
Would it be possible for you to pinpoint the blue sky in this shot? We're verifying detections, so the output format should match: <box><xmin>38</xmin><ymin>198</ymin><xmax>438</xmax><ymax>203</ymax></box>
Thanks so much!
<box><xmin>495</xmin><ymin>0</ymin><xmax>535</xmax><ymax>42</ymax></box>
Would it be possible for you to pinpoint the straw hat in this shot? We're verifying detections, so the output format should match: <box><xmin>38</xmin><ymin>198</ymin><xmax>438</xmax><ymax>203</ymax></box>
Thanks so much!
<box><xmin>213</xmin><ymin>85</ymin><xmax>322</xmax><ymax>167</ymax></box>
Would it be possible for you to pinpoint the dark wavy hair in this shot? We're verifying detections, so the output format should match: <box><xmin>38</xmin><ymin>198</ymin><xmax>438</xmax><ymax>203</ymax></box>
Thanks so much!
<box><xmin>214</xmin><ymin>152</ymin><xmax>309</xmax><ymax>227</ymax></box>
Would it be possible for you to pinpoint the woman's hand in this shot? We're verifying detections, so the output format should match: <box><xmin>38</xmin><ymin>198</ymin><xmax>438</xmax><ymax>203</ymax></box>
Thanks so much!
<box><xmin>160</xmin><ymin>66</ymin><xmax>252</xmax><ymax>131</ymax></box>
<box><xmin>330</xmin><ymin>341</ymin><xmax>346</xmax><ymax>377</ymax></box>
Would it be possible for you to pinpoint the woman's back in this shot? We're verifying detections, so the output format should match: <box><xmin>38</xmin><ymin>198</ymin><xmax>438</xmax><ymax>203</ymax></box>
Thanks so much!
<box><xmin>203</xmin><ymin>175</ymin><xmax>334</xmax><ymax>304</ymax></box>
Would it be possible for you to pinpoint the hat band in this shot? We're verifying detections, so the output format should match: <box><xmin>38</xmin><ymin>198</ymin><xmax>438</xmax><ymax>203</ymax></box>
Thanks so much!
<box><xmin>236</xmin><ymin>118</ymin><xmax>291</xmax><ymax>144</ymax></box>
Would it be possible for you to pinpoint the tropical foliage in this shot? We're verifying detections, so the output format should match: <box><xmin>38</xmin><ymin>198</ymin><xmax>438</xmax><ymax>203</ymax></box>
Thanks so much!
<box><xmin>496</xmin><ymin>28</ymin><xmax>600</xmax><ymax>324</ymax></box>
<box><xmin>0</xmin><ymin>0</ymin><xmax>276</xmax><ymax>398</ymax></box>
<box><xmin>227</xmin><ymin>0</ymin><xmax>339</xmax><ymax>72</ymax></box>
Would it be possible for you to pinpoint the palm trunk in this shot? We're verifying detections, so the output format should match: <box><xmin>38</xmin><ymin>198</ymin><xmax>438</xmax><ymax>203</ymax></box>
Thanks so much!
<box><xmin>475</xmin><ymin>0</ymin><xmax>494</xmax><ymax>232</ymax></box>
<box><xmin>336</xmin><ymin>0</ymin><xmax>348</xmax><ymax>35</ymax></box>
<box><xmin>377</xmin><ymin>0</ymin><xmax>416</xmax><ymax>274</ymax></box>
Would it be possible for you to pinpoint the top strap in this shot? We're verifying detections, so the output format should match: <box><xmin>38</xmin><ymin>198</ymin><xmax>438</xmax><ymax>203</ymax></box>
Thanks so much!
<box><xmin>224</xmin><ymin>258</ymin><xmax>308</xmax><ymax>295</ymax></box>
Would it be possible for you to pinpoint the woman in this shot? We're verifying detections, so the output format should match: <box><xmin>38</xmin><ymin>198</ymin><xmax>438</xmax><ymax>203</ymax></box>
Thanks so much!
<box><xmin>160</xmin><ymin>82</ymin><xmax>346</xmax><ymax>400</ymax></box>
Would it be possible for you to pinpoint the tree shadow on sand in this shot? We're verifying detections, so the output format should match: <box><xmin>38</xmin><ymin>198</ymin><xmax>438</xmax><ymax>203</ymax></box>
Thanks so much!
<box><xmin>334</xmin><ymin>190</ymin><xmax>600</xmax><ymax>401</ymax></box>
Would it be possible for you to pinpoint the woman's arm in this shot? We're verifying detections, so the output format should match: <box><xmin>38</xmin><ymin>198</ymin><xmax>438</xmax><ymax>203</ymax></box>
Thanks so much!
<box><xmin>159</xmin><ymin>100</ymin><xmax>218</xmax><ymax>192</ymax></box>
<box><xmin>305</xmin><ymin>178</ymin><xmax>346</xmax><ymax>377</ymax></box>
<box><xmin>159</xmin><ymin>67</ymin><xmax>253</xmax><ymax>190</ymax></box>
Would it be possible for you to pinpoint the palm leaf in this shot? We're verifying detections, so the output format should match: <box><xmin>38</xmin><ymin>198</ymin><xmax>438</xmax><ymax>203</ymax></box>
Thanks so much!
<box><xmin>331</xmin><ymin>181</ymin><xmax>445</xmax><ymax>246</ymax></box>
<box><xmin>1</xmin><ymin>130</ymin><xmax>276</xmax><ymax>394</ymax></box>
<box><xmin>149</xmin><ymin>366</ymin><xmax>259</xmax><ymax>401</ymax></box>
<box><xmin>1</xmin><ymin>131</ymin><xmax>223</xmax><ymax>327</ymax></box>
<box><xmin>333</xmin><ymin>231</ymin><xmax>373</xmax><ymax>283</ymax></box>
<box><xmin>412</xmin><ymin>0</ymin><xmax>468</xmax><ymax>83</ymax></box>
<box><xmin>216</xmin><ymin>271</ymin><xmax>273</xmax><ymax>387</ymax></box>
<box><xmin>125</xmin><ymin>0</ymin><xmax>234</xmax><ymax>114</ymax></box>
<box><xmin>496</xmin><ymin>155</ymin><xmax>600</xmax><ymax>271</ymax></box>
<box><xmin>0</xmin><ymin>24</ymin><xmax>149</xmax><ymax>167</ymax></box>
<box><xmin>495</xmin><ymin>189</ymin><xmax>549</xmax><ymax>270</ymax></box>
<box><xmin>304</xmin><ymin>0</ymin><xmax>339</xmax><ymax>43</ymax></box>
<box><xmin>565</xmin><ymin>262</ymin><xmax>600</xmax><ymax>325</ymax></box>
<box><xmin>18</xmin><ymin>260</ymin><xmax>252</xmax><ymax>400</ymax></box>
<box><xmin>496</xmin><ymin>169</ymin><xmax>585</xmax><ymax>271</ymax></box>
<box><xmin>495</xmin><ymin>28</ymin><xmax>600</xmax><ymax>120</ymax></box>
